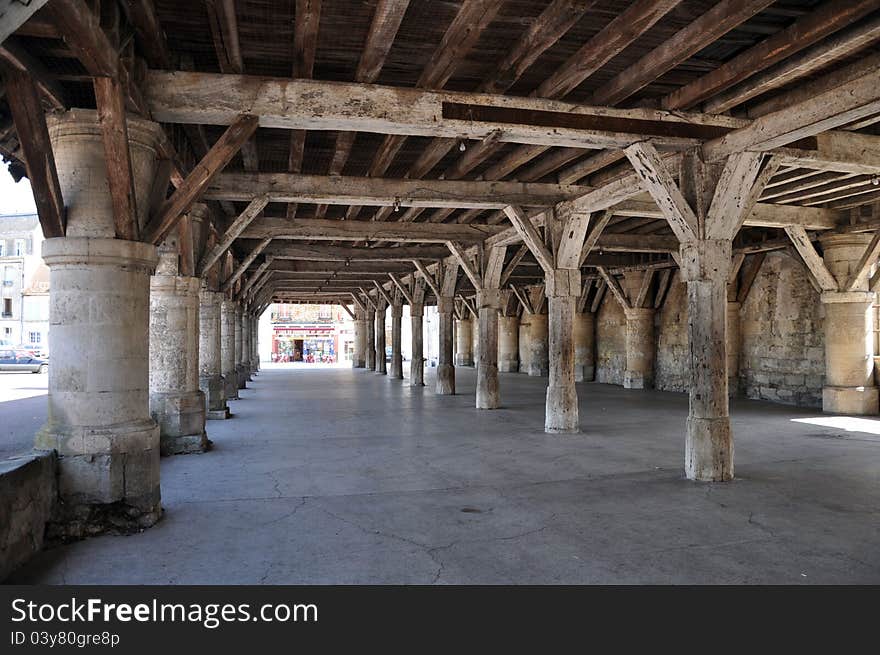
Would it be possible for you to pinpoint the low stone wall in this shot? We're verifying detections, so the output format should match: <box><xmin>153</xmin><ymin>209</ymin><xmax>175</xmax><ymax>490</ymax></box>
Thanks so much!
<box><xmin>0</xmin><ymin>451</ymin><xmax>57</xmax><ymax>581</ymax></box>
<box><xmin>592</xmin><ymin>254</ymin><xmax>826</xmax><ymax>409</ymax></box>
<box><xmin>740</xmin><ymin>252</ymin><xmax>824</xmax><ymax>408</ymax></box>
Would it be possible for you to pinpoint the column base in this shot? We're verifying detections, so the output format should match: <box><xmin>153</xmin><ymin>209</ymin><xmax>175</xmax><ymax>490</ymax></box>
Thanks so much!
<box><xmin>236</xmin><ymin>365</ymin><xmax>248</xmax><ymax>390</ymax></box>
<box><xmin>436</xmin><ymin>363</ymin><xmax>455</xmax><ymax>395</ymax></box>
<box><xmin>575</xmin><ymin>365</ymin><xmax>595</xmax><ymax>382</ymax></box>
<box><xmin>528</xmin><ymin>365</ymin><xmax>548</xmax><ymax>377</ymax></box>
<box><xmin>623</xmin><ymin>371</ymin><xmax>652</xmax><ymax>389</ymax></box>
<box><xmin>224</xmin><ymin>375</ymin><xmax>240</xmax><ymax>400</ymax></box>
<box><xmin>36</xmin><ymin>418</ymin><xmax>162</xmax><ymax>538</ymax></box>
<box><xmin>545</xmin><ymin>383</ymin><xmax>579</xmax><ymax>434</ymax></box>
<box><xmin>454</xmin><ymin>356</ymin><xmax>473</xmax><ymax>367</ymax></box>
<box><xmin>199</xmin><ymin>373</ymin><xmax>228</xmax><ymax>415</ymax></box>
<box><xmin>352</xmin><ymin>360</ymin><xmax>366</xmax><ymax>369</ymax></box>
<box><xmin>207</xmin><ymin>408</ymin><xmax>231</xmax><ymax>420</ymax></box>
<box><xmin>498</xmin><ymin>361</ymin><xmax>518</xmax><ymax>373</ymax></box>
<box><xmin>150</xmin><ymin>390</ymin><xmax>209</xmax><ymax>456</ymax></box>
<box><xmin>685</xmin><ymin>416</ymin><xmax>733</xmax><ymax>482</ymax></box>
<box><xmin>822</xmin><ymin>385</ymin><xmax>879</xmax><ymax>415</ymax></box>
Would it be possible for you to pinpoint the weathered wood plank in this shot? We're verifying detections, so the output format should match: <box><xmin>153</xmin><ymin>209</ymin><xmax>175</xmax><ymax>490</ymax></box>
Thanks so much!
<box><xmin>784</xmin><ymin>225</ymin><xmax>839</xmax><ymax>291</ymax></box>
<box><xmin>242</xmin><ymin>218</ymin><xmax>501</xmax><ymax>243</ymax></box>
<box><xmin>503</xmin><ymin>205</ymin><xmax>555</xmax><ymax>274</ymax></box>
<box><xmin>197</xmin><ymin>195</ymin><xmax>269</xmax><ymax>276</ymax></box>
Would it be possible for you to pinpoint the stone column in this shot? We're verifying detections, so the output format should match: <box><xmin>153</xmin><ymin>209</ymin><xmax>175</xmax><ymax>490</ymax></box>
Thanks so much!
<box><xmin>527</xmin><ymin>313</ymin><xmax>549</xmax><ymax>376</ymax></box>
<box><xmin>574</xmin><ymin>311</ymin><xmax>595</xmax><ymax>382</ymax></box>
<box><xmin>221</xmin><ymin>299</ymin><xmax>239</xmax><ymax>401</ymax></box>
<box><xmin>820</xmin><ymin>234</ymin><xmax>879</xmax><ymax>415</ymax></box>
<box><xmin>352</xmin><ymin>306</ymin><xmax>366</xmax><ymax>368</ymax></box>
<box><xmin>518</xmin><ymin>313</ymin><xmax>532</xmax><ymax>373</ymax></box>
<box><xmin>199</xmin><ymin>288</ymin><xmax>229</xmax><ymax>419</ymax></box>
<box><xmin>472</xmin><ymin>315</ymin><xmax>480</xmax><ymax>366</ymax></box>
<box><xmin>410</xmin><ymin>302</ymin><xmax>425</xmax><ymax>386</ymax></box>
<box><xmin>726</xmin><ymin>282</ymin><xmax>741</xmax><ymax>396</ymax></box>
<box><xmin>365</xmin><ymin>306</ymin><xmax>376</xmax><ymax>370</ymax></box>
<box><xmin>545</xmin><ymin>270</ymin><xmax>580</xmax><ymax>433</ymax></box>
<box><xmin>375</xmin><ymin>300</ymin><xmax>387</xmax><ymax>375</ymax></box>
<box><xmin>498</xmin><ymin>315</ymin><xmax>519</xmax><ymax>372</ymax></box>
<box><xmin>242</xmin><ymin>313</ymin><xmax>252</xmax><ymax>381</ymax></box>
<box><xmin>390</xmin><ymin>302</ymin><xmax>404</xmax><ymax>378</ymax></box>
<box><xmin>680</xmin><ymin>240</ymin><xmax>734</xmax><ymax>481</ymax></box>
<box><xmin>234</xmin><ymin>305</ymin><xmax>246</xmax><ymax>389</ymax></box>
<box><xmin>436</xmin><ymin>297</ymin><xmax>455</xmax><ymax>394</ymax></box>
<box><xmin>250</xmin><ymin>314</ymin><xmax>259</xmax><ymax>374</ymax></box>
<box><xmin>476</xmin><ymin>289</ymin><xmax>501</xmax><ymax>409</ymax></box>
<box><xmin>621</xmin><ymin>270</ymin><xmax>655</xmax><ymax>389</ymax></box>
<box><xmin>35</xmin><ymin>109</ymin><xmax>164</xmax><ymax>532</ymax></box>
<box><xmin>149</xmin><ymin>245</ymin><xmax>207</xmax><ymax>455</ymax></box>
<box><xmin>454</xmin><ymin>317</ymin><xmax>473</xmax><ymax>366</ymax></box>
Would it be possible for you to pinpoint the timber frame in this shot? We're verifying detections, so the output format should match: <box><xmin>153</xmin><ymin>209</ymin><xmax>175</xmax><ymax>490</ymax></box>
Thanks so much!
<box><xmin>2</xmin><ymin>0</ymin><xmax>880</xmax><ymax>309</ymax></box>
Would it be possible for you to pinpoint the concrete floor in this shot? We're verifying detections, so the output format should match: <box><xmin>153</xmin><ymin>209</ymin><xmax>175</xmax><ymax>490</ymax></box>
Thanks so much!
<box><xmin>8</xmin><ymin>363</ymin><xmax>880</xmax><ymax>584</ymax></box>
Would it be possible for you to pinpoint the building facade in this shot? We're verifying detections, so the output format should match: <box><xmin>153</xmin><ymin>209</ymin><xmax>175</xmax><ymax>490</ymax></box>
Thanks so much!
<box><xmin>0</xmin><ymin>213</ymin><xmax>49</xmax><ymax>352</ymax></box>
<box><xmin>269</xmin><ymin>303</ymin><xmax>354</xmax><ymax>363</ymax></box>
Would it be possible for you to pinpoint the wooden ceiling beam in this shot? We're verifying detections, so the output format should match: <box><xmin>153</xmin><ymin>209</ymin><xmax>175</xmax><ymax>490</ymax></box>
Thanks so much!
<box><xmin>241</xmin><ymin>218</ymin><xmax>501</xmax><ymax>243</ymax></box>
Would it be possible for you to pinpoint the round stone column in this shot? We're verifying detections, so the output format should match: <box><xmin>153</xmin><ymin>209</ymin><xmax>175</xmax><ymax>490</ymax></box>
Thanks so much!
<box><xmin>365</xmin><ymin>307</ymin><xmax>376</xmax><ymax>370</ymax></box>
<box><xmin>527</xmin><ymin>313</ymin><xmax>549</xmax><ymax>376</ymax></box>
<box><xmin>574</xmin><ymin>312</ymin><xmax>594</xmax><ymax>382</ymax></box>
<box><xmin>390</xmin><ymin>304</ymin><xmax>404</xmax><ymax>378</ymax></box>
<box><xmin>36</xmin><ymin>109</ymin><xmax>166</xmax><ymax>534</ymax></box>
<box><xmin>200</xmin><ymin>288</ymin><xmax>229</xmax><ymax>419</ymax></box>
<box><xmin>623</xmin><ymin>307</ymin><xmax>655</xmax><ymax>389</ymax></box>
<box><xmin>352</xmin><ymin>306</ymin><xmax>366</xmax><ymax>368</ymax></box>
<box><xmin>498</xmin><ymin>315</ymin><xmax>519</xmax><ymax>372</ymax></box>
<box><xmin>375</xmin><ymin>302</ymin><xmax>387</xmax><ymax>375</ymax></box>
<box><xmin>250</xmin><ymin>314</ymin><xmax>260</xmax><ymax>374</ymax></box>
<box><xmin>472</xmin><ymin>316</ymin><xmax>480</xmax><ymax>366</ymax></box>
<box><xmin>242</xmin><ymin>313</ymin><xmax>252</xmax><ymax>381</ymax></box>
<box><xmin>221</xmin><ymin>300</ymin><xmax>239</xmax><ymax>401</ymax></box>
<box><xmin>150</xmin><ymin>268</ymin><xmax>207</xmax><ymax>455</ymax></box>
<box><xmin>455</xmin><ymin>317</ymin><xmax>473</xmax><ymax>366</ymax></box>
<box><xmin>436</xmin><ymin>297</ymin><xmax>455</xmax><ymax>394</ymax></box>
<box><xmin>726</xmin><ymin>300</ymin><xmax>741</xmax><ymax>396</ymax></box>
<box><xmin>234</xmin><ymin>305</ymin><xmax>246</xmax><ymax>389</ymax></box>
<box><xmin>518</xmin><ymin>313</ymin><xmax>532</xmax><ymax>373</ymax></box>
<box><xmin>820</xmin><ymin>234</ymin><xmax>879</xmax><ymax>415</ymax></box>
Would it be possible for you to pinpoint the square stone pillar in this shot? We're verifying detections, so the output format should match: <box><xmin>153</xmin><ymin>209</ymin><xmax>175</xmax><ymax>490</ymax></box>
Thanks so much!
<box><xmin>454</xmin><ymin>317</ymin><xmax>473</xmax><ymax>366</ymax></box>
<box><xmin>150</xmin><ymin>266</ymin><xmax>207</xmax><ymax>455</ymax></box>
<box><xmin>234</xmin><ymin>305</ymin><xmax>246</xmax><ymax>389</ymax></box>
<box><xmin>498</xmin><ymin>315</ymin><xmax>520</xmax><ymax>373</ymax></box>
<box><xmin>518</xmin><ymin>313</ymin><xmax>532</xmax><ymax>373</ymax></box>
<box><xmin>221</xmin><ymin>299</ymin><xmax>239</xmax><ymax>400</ymax></box>
<box><xmin>819</xmin><ymin>234</ymin><xmax>879</xmax><ymax>415</ymax></box>
<box><xmin>574</xmin><ymin>312</ymin><xmax>595</xmax><ymax>382</ymax></box>
<box><xmin>527</xmin><ymin>313</ymin><xmax>549</xmax><ymax>376</ymax></box>
<box><xmin>680</xmin><ymin>239</ymin><xmax>734</xmax><ymax>481</ymax></box>
<box><xmin>365</xmin><ymin>307</ymin><xmax>376</xmax><ymax>370</ymax></box>
<box><xmin>352</xmin><ymin>305</ymin><xmax>366</xmax><ymax>368</ymax></box>
<box><xmin>200</xmin><ymin>288</ymin><xmax>229</xmax><ymax>420</ymax></box>
<box><xmin>375</xmin><ymin>300</ymin><xmax>387</xmax><ymax>375</ymax></box>
<box><xmin>436</xmin><ymin>296</ymin><xmax>455</xmax><ymax>394</ymax></box>
<box><xmin>545</xmin><ymin>269</ymin><xmax>580</xmax><ymax>433</ymax></box>
<box><xmin>476</xmin><ymin>290</ymin><xmax>501</xmax><ymax>409</ymax></box>
<box><xmin>36</xmin><ymin>109</ymin><xmax>167</xmax><ymax>534</ymax></box>
<box><xmin>410</xmin><ymin>302</ymin><xmax>425</xmax><ymax>386</ymax></box>
<box><xmin>390</xmin><ymin>303</ymin><xmax>404</xmax><ymax>378</ymax></box>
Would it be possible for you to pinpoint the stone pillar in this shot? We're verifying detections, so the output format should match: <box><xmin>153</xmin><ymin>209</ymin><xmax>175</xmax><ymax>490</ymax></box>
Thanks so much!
<box><xmin>498</xmin><ymin>315</ymin><xmax>519</xmax><ymax>372</ymax></box>
<box><xmin>352</xmin><ymin>306</ymin><xmax>366</xmax><ymax>368</ymax></box>
<box><xmin>820</xmin><ymin>234</ymin><xmax>879</xmax><ymax>415</ymax></box>
<box><xmin>199</xmin><ymin>288</ymin><xmax>229</xmax><ymax>420</ymax></box>
<box><xmin>410</xmin><ymin>302</ymin><xmax>425</xmax><ymax>386</ymax></box>
<box><xmin>375</xmin><ymin>301</ymin><xmax>387</xmax><ymax>375</ymax></box>
<box><xmin>36</xmin><ymin>109</ymin><xmax>165</xmax><ymax>532</ymax></box>
<box><xmin>436</xmin><ymin>297</ymin><xmax>455</xmax><ymax>394</ymax></box>
<box><xmin>221</xmin><ymin>299</ymin><xmax>239</xmax><ymax>401</ymax></box>
<box><xmin>365</xmin><ymin>306</ymin><xmax>376</xmax><ymax>371</ymax></box>
<box><xmin>242</xmin><ymin>314</ymin><xmax>252</xmax><ymax>381</ymax></box>
<box><xmin>454</xmin><ymin>317</ymin><xmax>473</xmax><ymax>366</ymax></box>
<box><xmin>250</xmin><ymin>314</ymin><xmax>259</xmax><ymax>374</ymax></box>
<box><xmin>527</xmin><ymin>313</ymin><xmax>549</xmax><ymax>376</ymax></box>
<box><xmin>518</xmin><ymin>313</ymin><xmax>532</xmax><ymax>373</ymax></box>
<box><xmin>149</xmin><ymin>246</ymin><xmax>207</xmax><ymax>455</ymax></box>
<box><xmin>390</xmin><ymin>303</ymin><xmax>404</xmax><ymax>379</ymax></box>
<box><xmin>234</xmin><ymin>305</ymin><xmax>246</xmax><ymax>389</ymax></box>
<box><xmin>472</xmin><ymin>316</ymin><xmax>480</xmax><ymax>366</ymax></box>
<box><xmin>680</xmin><ymin>240</ymin><xmax>734</xmax><ymax>481</ymax></box>
<box><xmin>621</xmin><ymin>271</ymin><xmax>655</xmax><ymax>389</ymax></box>
<box><xmin>476</xmin><ymin>289</ymin><xmax>501</xmax><ymax>409</ymax></box>
<box><xmin>545</xmin><ymin>270</ymin><xmax>580</xmax><ymax>433</ymax></box>
<box><xmin>574</xmin><ymin>312</ymin><xmax>595</xmax><ymax>382</ymax></box>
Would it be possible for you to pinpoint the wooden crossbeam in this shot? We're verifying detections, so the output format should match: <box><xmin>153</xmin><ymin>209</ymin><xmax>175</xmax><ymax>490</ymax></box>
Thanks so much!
<box><xmin>784</xmin><ymin>226</ymin><xmax>839</xmax><ymax>292</ymax></box>
<box><xmin>844</xmin><ymin>231</ymin><xmax>880</xmax><ymax>292</ymax></box>
<box><xmin>197</xmin><ymin>196</ymin><xmax>269</xmax><ymax>276</ymax></box>
<box><xmin>500</xmin><ymin>244</ymin><xmax>529</xmax><ymax>288</ymax></box>
<box><xmin>634</xmin><ymin>269</ymin><xmax>654</xmax><ymax>309</ymax></box>
<box><xmin>596</xmin><ymin>267</ymin><xmax>630</xmax><ymax>310</ymax></box>
<box><xmin>242</xmin><ymin>218</ymin><xmax>500</xmax><ymax>244</ymax></box>
<box><xmin>590</xmin><ymin>281</ymin><xmax>606</xmax><ymax>313</ymax></box>
<box><xmin>412</xmin><ymin>260</ymin><xmax>441</xmax><ymax>299</ymax></box>
<box><xmin>446</xmin><ymin>241</ymin><xmax>482</xmax><ymax>291</ymax></box>
<box><xmin>509</xmin><ymin>284</ymin><xmax>534</xmax><ymax>315</ymax></box>
<box><xmin>579</xmin><ymin>209</ymin><xmax>613</xmax><ymax>266</ymax></box>
<box><xmin>737</xmin><ymin>253</ymin><xmax>766</xmax><ymax>304</ymax></box>
<box><xmin>1</xmin><ymin>65</ymin><xmax>65</xmax><ymax>238</ymax></box>
<box><xmin>338</xmin><ymin>303</ymin><xmax>355</xmax><ymax>320</ymax></box>
<box><xmin>222</xmin><ymin>237</ymin><xmax>272</xmax><ymax>292</ymax></box>
<box><xmin>145</xmin><ymin>115</ymin><xmax>259</xmax><ymax>245</ymax></box>
<box><xmin>503</xmin><ymin>205</ymin><xmax>555</xmax><ymax>274</ymax></box>
<box><xmin>372</xmin><ymin>280</ymin><xmax>393</xmax><ymax>306</ymax></box>
<box><xmin>388</xmin><ymin>273</ymin><xmax>413</xmax><ymax>305</ymax></box>
<box><xmin>264</xmin><ymin>243</ymin><xmax>450</xmax><ymax>262</ymax></box>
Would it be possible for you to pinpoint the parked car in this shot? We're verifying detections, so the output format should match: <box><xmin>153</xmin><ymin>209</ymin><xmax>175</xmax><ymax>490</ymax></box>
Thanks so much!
<box><xmin>0</xmin><ymin>349</ymin><xmax>49</xmax><ymax>373</ymax></box>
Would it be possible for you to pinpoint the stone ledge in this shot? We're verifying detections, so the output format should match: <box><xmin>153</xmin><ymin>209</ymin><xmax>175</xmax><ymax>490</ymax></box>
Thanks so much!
<box><xmin>0</xmin><ymin>451</ymin><xmax>57</xmax><ymax>582</ymax></box>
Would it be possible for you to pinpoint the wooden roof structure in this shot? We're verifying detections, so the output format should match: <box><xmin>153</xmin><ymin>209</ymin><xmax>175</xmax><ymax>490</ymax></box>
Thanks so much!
<box><xmin>2</xmin><ymin>0</ymin><xmax>880</xmax><ymax>310</ymax></box>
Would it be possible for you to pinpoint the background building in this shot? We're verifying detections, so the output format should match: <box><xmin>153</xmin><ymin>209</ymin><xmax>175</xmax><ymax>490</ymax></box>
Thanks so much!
<box><xmin>266</xmin><ymin>303</ymin><xmax>354</xmax><ymax>363</ymax></box>
<box><xmin>0</xmin><ymin>213</ymin><xmax>49</xmax><ymax>352</ymax></box>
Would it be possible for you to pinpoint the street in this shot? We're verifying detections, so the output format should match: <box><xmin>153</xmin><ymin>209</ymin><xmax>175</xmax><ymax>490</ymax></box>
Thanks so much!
<box><xmin>0</xmin><ymin>371</ymin><xmax>47</xmax><ymax>460</ymax></box>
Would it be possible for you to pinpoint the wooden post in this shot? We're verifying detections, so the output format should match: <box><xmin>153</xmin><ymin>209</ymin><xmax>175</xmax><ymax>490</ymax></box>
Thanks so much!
<box><xmin>436</xmin><ymin>262</ymin><xmax>459</xmax><ymax>395</ymax></box>
<box><xmin>544</xmin><ymin>269</ymin><xmax>581</xmax><ymax>433</ymax></box>
<box><xmin>410</xmin><ymin>278</ymin><xmax>426</xmax><ymax>387</ymax></box>
<box><xmin>390</xmin><ymin>296</ymin><xmax>404</xmax><ymax>379</ymax></box>
<box><xmin>375</xmin><ymin>297</ymin><xmax>387</xmax><ymax>375</ymax></box>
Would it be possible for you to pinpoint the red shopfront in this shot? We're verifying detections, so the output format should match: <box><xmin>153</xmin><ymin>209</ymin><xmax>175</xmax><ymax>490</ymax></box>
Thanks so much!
<box><xmin>272</xmin><ymin>324</ymin><xmax>339</xmax><ymax>363</ymax></box>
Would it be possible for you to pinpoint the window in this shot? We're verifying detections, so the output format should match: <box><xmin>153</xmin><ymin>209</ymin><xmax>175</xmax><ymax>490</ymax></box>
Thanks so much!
<box><xmin>2</xmin><ymin>298</ymin><xmax>12</xmax><ymax>317</ymax></box>
<box><xmin>14</xmin><ymin>239</ymin><xmax>25</xmax><ymax>256</ymax></box>
<box><xmin>0</xmin><ymin>242</ymin><xmax>4</xmax><ymax>256</ymax></box>
<box><xmin>3</xmin><ymin>327</ymin><xmax>11</xmax><ymax>337</ymax></box>
<box><xmin>28</xmin><ymin>331</ymin><xmax>41</xmax><ymax>344</ymax></box>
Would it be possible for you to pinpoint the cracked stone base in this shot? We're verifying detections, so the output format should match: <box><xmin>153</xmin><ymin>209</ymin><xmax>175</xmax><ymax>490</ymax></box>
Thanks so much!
<box><xmin>47</xmin><ymin>500</ymin><xmax>162</xmax><ymax>542</ymax></box>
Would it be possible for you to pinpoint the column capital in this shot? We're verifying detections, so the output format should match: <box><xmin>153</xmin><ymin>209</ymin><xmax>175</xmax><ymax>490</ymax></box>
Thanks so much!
<box><xmin>476</xmin><ymin>289</ymin><xmax>502</xmax><ymax>309</ymax></box>
<box><xmin>437</xmin><ymin>296</ymin><xmax>455</xmax><ymax>314</ymax></box>
<box><xmin>544</xmin><ymin>269</ymin><xmax>581</xmax><ymax>298</ymax></box>
<box><xmin>678</xmin><ymin>239</ymin><xmax>732</xmax><ymax>283</ymax></box>
<box><xmin>820</xmin><ymin>290</ymin><xmax>875</xmax><ymax>304</ymax></box>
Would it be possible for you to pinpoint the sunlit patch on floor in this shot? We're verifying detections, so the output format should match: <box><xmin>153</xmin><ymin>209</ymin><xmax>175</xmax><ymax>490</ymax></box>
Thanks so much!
<box><xmin>791</xmin><ymin>416</ymin><xmax>880</xmax><ymax>436</ymax></box>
